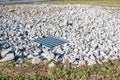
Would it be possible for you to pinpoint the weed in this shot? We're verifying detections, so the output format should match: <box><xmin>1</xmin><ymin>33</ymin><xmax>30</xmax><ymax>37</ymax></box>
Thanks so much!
<box><xmin>2</xmin><ymin>61</ymin><xmax>16</xmax><ymax>68</ymax></box>
<box><xmin>0</xmin><ymin>59</ymin><xmax>120</xmax><ymax>80</ymax></box>
<box><xmin>22</xmin><ymin>59</ymin><xmax>32</xmax><ymax>66</ymax></box>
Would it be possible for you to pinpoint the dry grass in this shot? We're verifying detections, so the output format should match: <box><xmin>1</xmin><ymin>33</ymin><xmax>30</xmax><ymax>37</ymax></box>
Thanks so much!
<box><xmin>0</xmin><ymin>59</ymin><xmax>120</xmax><ymax>80</ymax></box>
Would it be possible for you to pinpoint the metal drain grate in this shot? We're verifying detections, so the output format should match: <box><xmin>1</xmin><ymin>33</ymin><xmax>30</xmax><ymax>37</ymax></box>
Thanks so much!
<box><xmin>34</xmin><ymin>36</ymin><xmax>68</xmax><ymax>48</ymax></box>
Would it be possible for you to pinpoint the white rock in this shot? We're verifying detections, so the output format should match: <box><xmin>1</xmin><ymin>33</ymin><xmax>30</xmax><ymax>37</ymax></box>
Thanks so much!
<box><xmin>0</xmin><ymin>48</ymin><xmax>11</xmax><ymax>58</ymax></box>
<box><xmin>84</xmin><ymin>56</ymin><xmax>89</xmax><ymax>61</ymax></box>
<box><xmin>97</xmin><ymin>60</ymin><xmax>102</xmax><ymax>65</ymax></box>
<box><xmin>31</xmin><ymin>57</ymin><xmax>41</xmax><ymax>64</ymax></box>
<box><xmin>0</xmin><ymin>53</ymin><xmax>15</xmax><ymax>62</ymax></box>
<box><xmin>41</xmin><ymin>52</ymin><xmax>54</xmax><ymax>61</ymax></box>
<box><xmin>89</xmin><ymin>54</ymin><xmax>96</xmax><ymax>60</ymax></box>
<box><xmin>27</xmin><ymin>54</ymin><xmax>34</xmax><ymax>59</ymax></box>
<box><xmin>100</xmin><ymin>51</ymin><xmax>107</xmax><ymax>56</ymax></box>
<box><xmin>48</xmin><ymin>62</ymin><xmax>55</xmax><ymax>68</ymax></box>
<box><xmin>87</xmin><ymin>59</ymin><xmax>96</xmax><ymax>66</ymax></box>
<box><xmin>78</xmin><ymin>60</ymin><xmax>86</xmax><ymax>66</ymax></box>
<box><xmin>74</xmin><ymin>49</ymin><xmax>78</xmax><ymax>54</ymax></box>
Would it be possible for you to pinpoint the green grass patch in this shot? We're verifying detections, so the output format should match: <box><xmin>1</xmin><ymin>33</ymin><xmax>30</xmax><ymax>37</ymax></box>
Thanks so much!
<box><xmin>2</xmin><ymin>61</ymin><xmax>16</xmax><ymax>68</ymax></box>
<box><xmin>0</xmin><ymin>59</ymin><xmax>120</xmax><ymax>80</ymax></box>
<box><xmin>34</xmin><ymin>0</ymin><xmax>120</xmax><ymax>7</ymax></box>
<box><xmin>0</xmin><ymin>0</ymin><xmax>120</xmax><ymax>7</ymax></box>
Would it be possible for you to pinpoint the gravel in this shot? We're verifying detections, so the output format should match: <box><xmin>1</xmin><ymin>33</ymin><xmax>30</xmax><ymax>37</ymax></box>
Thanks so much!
<box><xmin>0</xmin><ymin>4</ymin><xmax>120</xmax><ymax>66</ymax></box>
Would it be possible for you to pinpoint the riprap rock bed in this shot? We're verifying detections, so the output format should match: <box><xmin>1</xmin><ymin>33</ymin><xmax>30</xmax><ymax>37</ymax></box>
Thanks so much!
<box><xmin>0</xmin><ymin>4</ymin><xmax>120</xmax><ymax>66</ymax></box>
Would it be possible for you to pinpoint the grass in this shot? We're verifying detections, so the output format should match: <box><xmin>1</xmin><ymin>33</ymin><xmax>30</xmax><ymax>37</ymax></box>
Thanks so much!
<box><xmin>0</xmin><ymin>0</ymin><xmax>120</xmax><ymax>7</ymax></box>
<box><xmin>41</xmin><ymin>0</ymin><xmax>120</xmax><ymax>7</ymax></box>
<box><xmin>0</xmin><ymin>59</ymin><xmax>120</xmax><ymax>80</ymax></box>
<box><xmin>31</xmin><ymin>0</ymin><xmax>119</xmax><ymax>7</ymax></box>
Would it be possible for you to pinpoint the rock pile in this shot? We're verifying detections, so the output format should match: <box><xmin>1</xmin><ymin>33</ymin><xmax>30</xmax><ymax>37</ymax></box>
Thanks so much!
<box><xmin>0</xmin><ymin>4</ymin><xmax>120</xmax><ymax>66</ymax></box>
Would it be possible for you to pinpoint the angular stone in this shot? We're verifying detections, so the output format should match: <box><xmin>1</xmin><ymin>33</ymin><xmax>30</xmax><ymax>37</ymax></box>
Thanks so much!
<box><xmin>48</xmin><ymin>62</ymin><xmax>55</xmax><ymax>68</ymax></box>
<box><xmin>31</xmin><ymin>57</ymin><xmax>42</xmax><ymax>64</ymax></box>
<box><xmin>87</xmin><ymin>59</ymin><xmax>96</xmax><ymax>66</ymax></box>
<box><xmin>41</xmin><ymin>52</ymin><xmax>54</xmax><ymax>61</ymax></box>
<box><xmin>0</xmin><ymin>48</ymin><xmax>11</xmax><ymax>58</ymax></box>
<box><xmin>0</xmin><ymin>53</ymin><xmax>15</xmax><ymax>62</ymax></box>
<box><xmin>67</xmin><ymin>20</ymin><xmax>73</xmax><ymax>26</ymax></box>
<box><xmin>78</xmin><ymin>60</ymin><xmax>86</xmax><ymax>66</ymax></box>
<box><xmin>27</xmin><ymin>54</ymin><xmax>34</xmax><ymax>59</ymax></box>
